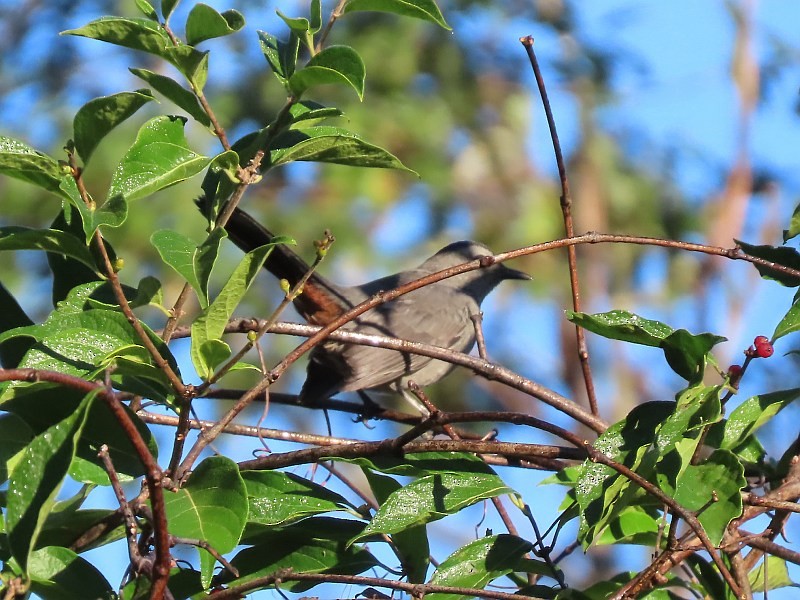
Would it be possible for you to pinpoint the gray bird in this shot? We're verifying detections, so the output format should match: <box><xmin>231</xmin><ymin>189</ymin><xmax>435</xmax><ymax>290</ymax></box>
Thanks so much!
<box><xmin>217</xmin><ymin>205</ymin><xmax>531</xmax><ymax>412</ymax></box>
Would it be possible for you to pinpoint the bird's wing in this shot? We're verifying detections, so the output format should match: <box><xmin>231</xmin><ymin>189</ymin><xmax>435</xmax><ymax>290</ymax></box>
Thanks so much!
<box><xmin>335</xmin><ymin>286</ymin><xmax>478</xmax><ymax>392</ymax></box>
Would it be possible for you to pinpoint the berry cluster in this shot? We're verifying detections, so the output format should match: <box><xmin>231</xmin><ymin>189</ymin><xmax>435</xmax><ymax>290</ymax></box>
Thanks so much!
<box><xmin>726</xmin><ymin>335</ymin><xmax>775</xmax><ymax>387</ymax></box>
<box><xmin>751</xmin><ymin>335</ymin><xmax>774</xmax><ymax>358</ymax></box>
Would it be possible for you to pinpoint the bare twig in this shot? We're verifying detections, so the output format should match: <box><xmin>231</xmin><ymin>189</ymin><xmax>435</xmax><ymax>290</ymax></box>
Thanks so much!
<box><xmin>520</xmin><ymin>35</ymin><xmax>599</xmax><ymax>416</ymax></box>
<box><xmin>207</xmin><ymin>568</ymin><xmax>540</xmax><ymax>600</ymax></box>
<box><xmin>98</xmin><ymin>445</ymin><xmax>145</xmax><ymax>574</ymax></box>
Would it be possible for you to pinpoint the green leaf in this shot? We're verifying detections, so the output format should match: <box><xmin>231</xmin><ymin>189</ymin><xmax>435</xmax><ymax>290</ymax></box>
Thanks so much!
<box><xmin>427</xmin><ymin>535</ymin><xmax>538</xmax><ymax>600</ymax></box>
<box><xmin>209</xmin><ymin>149</ymin><xmax>241</xmax><ymax>185</ymax></box>
<box><xmin>661</xmin><ymin>329</ymin><xmax>726</xmax><ymax>384</ymax></box>
<box><xmin>0</xmin><ymin>227</ymin><xmax>97</xmax><ymax>271</ymax></box>
<box><xmin>343</xmin><ymin>0</ymin><xmax>451</xmax><ymax>30</ymax></box>
<box><xmin>567</xmin><ymin>309</ymin><xmax>675</xmax><ymax>347</ymax></box>
<box><xmin>783</xmin><ymin>203</ymin><xmax>800</xmax><ymax>243</ymax></box>
<box><xmin>227</xmin><ymin>520</ymin><xmax>379</xmax><ymax>593</ymax></box>
<box><xmin>773</xmin><ymin>299</ymin><xmax>800</xmax><ymax>341</ymax></box>
<box><xmin>0</xmin><ymin>413</ymin><xmax>34</xmax><ymax>484</ymax></box>
<box><xmin>0</xmin><ymin>136</ymin><xmax>66</xmax><ymax>194</ymax></box>
<box><xmin>257</xmin><ymin>30</ymin><xmax>299</xmax><ymax>84</ymax></box>
<box><xmin>276</xmin><ymin>9</ymin><xmax>312</xmax><ymax>36</ymax></box>
<box><xmin>362</xmin><ymin>469</ymin><xmax>429</xmax><ymax>582</ymax></box>
<box><xmin>162</xmin><ymin>0</ymin><xmax>180</xmax><ymax>21</ymax></box>
<box><xmin>576</xmin><ymin>402</ymin><xmax>673</xmax><ymax>547</ymax></box>
<box><xmin>28</xmin><ymin>546</ymin><xmax>113</xmax><ymax>600</ymax></box>
<box><xmin>0</xmin><ymin>283</ymin><xmax>179</xmax><ymax>403</ymax></box>
<box><xmin>55</xmin><ymin>177</ymin><xmax>128</xmax><ymax>238</ymax></box>
<box><xmin>242</xmin><ymin>515</ymin><xmax>366</xmax><ymax>546</ymax></box>
<box><xmin>195</xmin><ymin>227</ymin><xmax>227</xmax><ymax>303</ymax></box>
<box><xmin>151</xmin><ymin>228</ymin><xmax>224</xmax><ymax>307</ymax></box>
<box><xmin>242</xmin><ymin>471</ymin><xmax>354</xmax><ymax>527</ymax></box>
<box><xmin>62</xmin><ymin>17</ymin><xmax>172</xmax><ymax>55</ymax></box>
<box><xmin>594</xmin><ymin>506</ymin><xmax>660</xmax><ymax>547</ymax></box>
<box><xmin>196</xmin><ymin>339</ymin><xmax>231</xmax><ymax>373</ymax></box>
<box><xmin>289</xmin><ymin>101</ymin><xmax>344</xmax><ymax>126</ymax></box>
<box><xmin>309</xmin><ymin>0</ymin><xmax>322</xmax><ymax>33</ymax></box>
<box><xmin>736</xmin><ymin>239</ymin><xmax>800</xmax><ymax>287</ymax></box>
<box><xmin>163</xmin><ymin>45</ymin><xmax>210</xmax><ymax>91</ymax></box>
<box><xmin>0</xmin><ymin>282</ymin><xmax>34</xmax><ymax>368</ymax></box>
<box><xmin>352</xmin><ymin>471</ymin><xmax>514</xmax><ymax>543</ymax></box>
<box><xmin>62</xmin><ymin>17</ymin><xmax>210</xmax><ymax>91</ymax></box>
<box><xmin>73</xmin><ymin>90</ymin><xmax>155</xmax><ymax>163</ymax></box>
<box><xmin>185</xmin><ymin>3</ymin><xmax>245</xmax><ymax>45</ymax></box>
<box><xmin>129</xmin><ymin>68</ymin><xmax>211</xmax><ymax>126</ymax></box>
<box><xmin>673</xmin><ymin>450</ymin><xmax>745</xmax><ymax>546</ymax></box>
<box><xmin>268</xmin><ymin>126</ymin><xmax>414</xmax><ymax>171</ymax></box>
<box><xmin>567</xmin><ymin>311</ymin><xmax>725</xmax><ymax>383</ymax></box>
<box><xmin>135</xmin><ymin>0</ymin><xmax>158</xmax><ymax>20</ymax></box>
<box><xmin>6</xmin><ymin>391</ymin><xmax>94</xmax><ymax>571</ymax></box>
<box><xmin>749</xmin><ymin>556</ymin><xmax>798</xmax><ymax>591</ymax></box>
<box><xmin>289</xmin><ymin>45</ymin><xmax>366</xmax><ymax>100</ymax></box>
<box><xmin>120</xmin><ymin>568</ymin><xmax>204</xmax><ymax>599</ymax></box>
<box><xmin>707</xmin><ymin>388</ymin><xmax>800</xmax><ymax>454</ymax></box>
<box><xmin>39</xmin><ymin>508</ymin><xmax>124</xmax><ymax>552</ymax></box>
<box><xmin>108</xmin><ymin>116</ymin><xmax>209</xmax><ymax>204</ymax></box>
<box><xmin>163</xmin><ymin>456</ymin><xmax>248</xmax><ymax>588</ymax></box>
<box><xmin>190</xmin><ymin>242</ymin><xmax>275</xmax><ymax>379</ymax></box>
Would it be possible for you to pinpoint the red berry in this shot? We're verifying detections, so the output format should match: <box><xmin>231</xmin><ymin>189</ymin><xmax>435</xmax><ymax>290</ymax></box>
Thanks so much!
<box><xmin>727</xmin><ymin>364</ymin><xmax>743</xmax><ymax>387</ymax></box>
<box><xmin>754</xmin><ymin>340</ymin><xmax>774</xmax><ymax>358</ymax></box>
<box><xmin>754</xmin><ymin>335</ymin><xmax>770</xmax><ymax>347</ymax></box>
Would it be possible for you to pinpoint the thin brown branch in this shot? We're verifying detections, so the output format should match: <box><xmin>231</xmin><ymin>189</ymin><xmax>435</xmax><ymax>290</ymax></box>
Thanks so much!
<box><xmin>161</xmin><ymin>282</ymin><xmax>193</xmax><ymax>343</ymax></box>
<box><xmin>315</xmin><ymin>0</ymin><xmax>348</xmax><ymax>53</ymax></box>
<box><xmin>237</xmin><ymin>437</ymin><xmax>582</xmax><ymax>472</ymax></box>
<box><xmin>196</xmin><ymin>92</ymin><xmax>231</xmax><ymax>151</ymax></box>
<box><xmin>520</xmin><ymin>35</ymin><xmax>599</xmax><ymax>416</ymax></box>
<box><xmin>745</xmin><ymin>534</ymin><xmax>800</xmax><ymax>567</ymax></box>
<box><xmin>207</xmin><ymin>568</ymin><xmax>537</xmax><ymax>600</ymax></box>
<box><xmin>171</xmin><ymin>536</ymin><xmax>238</xmax><ymax>577</ymax></box>
<box><xmin>140</xmin><ymin>409</ymin><xmax>569</xmax><ymax>472</ymax></box>
<box><xmin>98</xmin><ymin>445</ymin><xmax>143</xmax><ymax>569</ymax></box>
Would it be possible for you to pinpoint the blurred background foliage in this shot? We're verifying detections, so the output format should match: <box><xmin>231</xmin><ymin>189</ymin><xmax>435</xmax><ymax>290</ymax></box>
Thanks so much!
<box><xmin>1</xmin><ymin>0</ymin><xmax>799</xmax><ymax>421</ymax></box>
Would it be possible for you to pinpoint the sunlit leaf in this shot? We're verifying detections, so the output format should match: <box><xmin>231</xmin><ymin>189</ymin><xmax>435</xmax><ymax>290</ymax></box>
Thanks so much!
<box><xmin>73</xmin><ymin>89</ymin><xmax>155</xmax><ymax>163</ymax></box>
<box><xmin>427</xmin><ymin>535</ymin><xmax>540</xmax><ymax>600</ymax></box>
<box><xmin>185</xmin><ymin>3</ymin><xmax>244</xmax><ymax>45</ymax></box>
<box><xmin>163</xmin><ymin>456</ymin><xmax>248</xmax><ymax>588</ymax></box>
<box><xmin>108</xmin><ymin>116</ymin><xmax>209</xmax><ymax>204</ymax></box>
<box><xmin>343</xmin><ymin>0</ymin><xmax>451</xmax><ymax>30</ymax></box>
<box><xmin>6</xmin><ymin>391</ymin><xmax>95</xmax><ymax>571</ymax></box>
<box><xmin>130</xmin><ymin>68</ymin><xmax>211</xmax><ymax>126</ymax></box>
<box><xmin>289</xmin><ymin>46</ymin><xmax>366</xmax><ymax>100</ymax></box>
<box><xmin>268</xmin><ymin>126</ymin><xmax>414</xmax><ymax>172</ymax></box>
<box><xmin>0</xmin><ymin>136</ymin><xmax>65</xmax><ymax>194</ymax></box>
<box><xmin>28</xmin><ymin>546</ymin><xmax>113</xmax><ymax>600</ymax></box>
<box><xmin>0</xmin><ymin>227</ymin><xmax>97</xmax><ymax>271</ymax></box>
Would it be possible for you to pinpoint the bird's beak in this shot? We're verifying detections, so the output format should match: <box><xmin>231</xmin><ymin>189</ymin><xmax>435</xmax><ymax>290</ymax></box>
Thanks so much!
<box><xmin>500</xmin><ymin>264</ymin><xmax>532</xmax><ymax>281</ymax></box>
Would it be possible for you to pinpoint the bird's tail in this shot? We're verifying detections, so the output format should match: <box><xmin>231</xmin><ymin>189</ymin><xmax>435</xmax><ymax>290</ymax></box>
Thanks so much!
<box><xmin>195</xmin><ymin>197</ymin><xmax>348</xmax><ymax>324</ymax></box>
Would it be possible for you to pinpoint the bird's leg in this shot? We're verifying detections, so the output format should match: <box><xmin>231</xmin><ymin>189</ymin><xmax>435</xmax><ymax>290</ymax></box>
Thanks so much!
<box><xmin>470</xmin><ymin>311</ymin><xmax>488</xmax><ymax>360</ymax></box>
